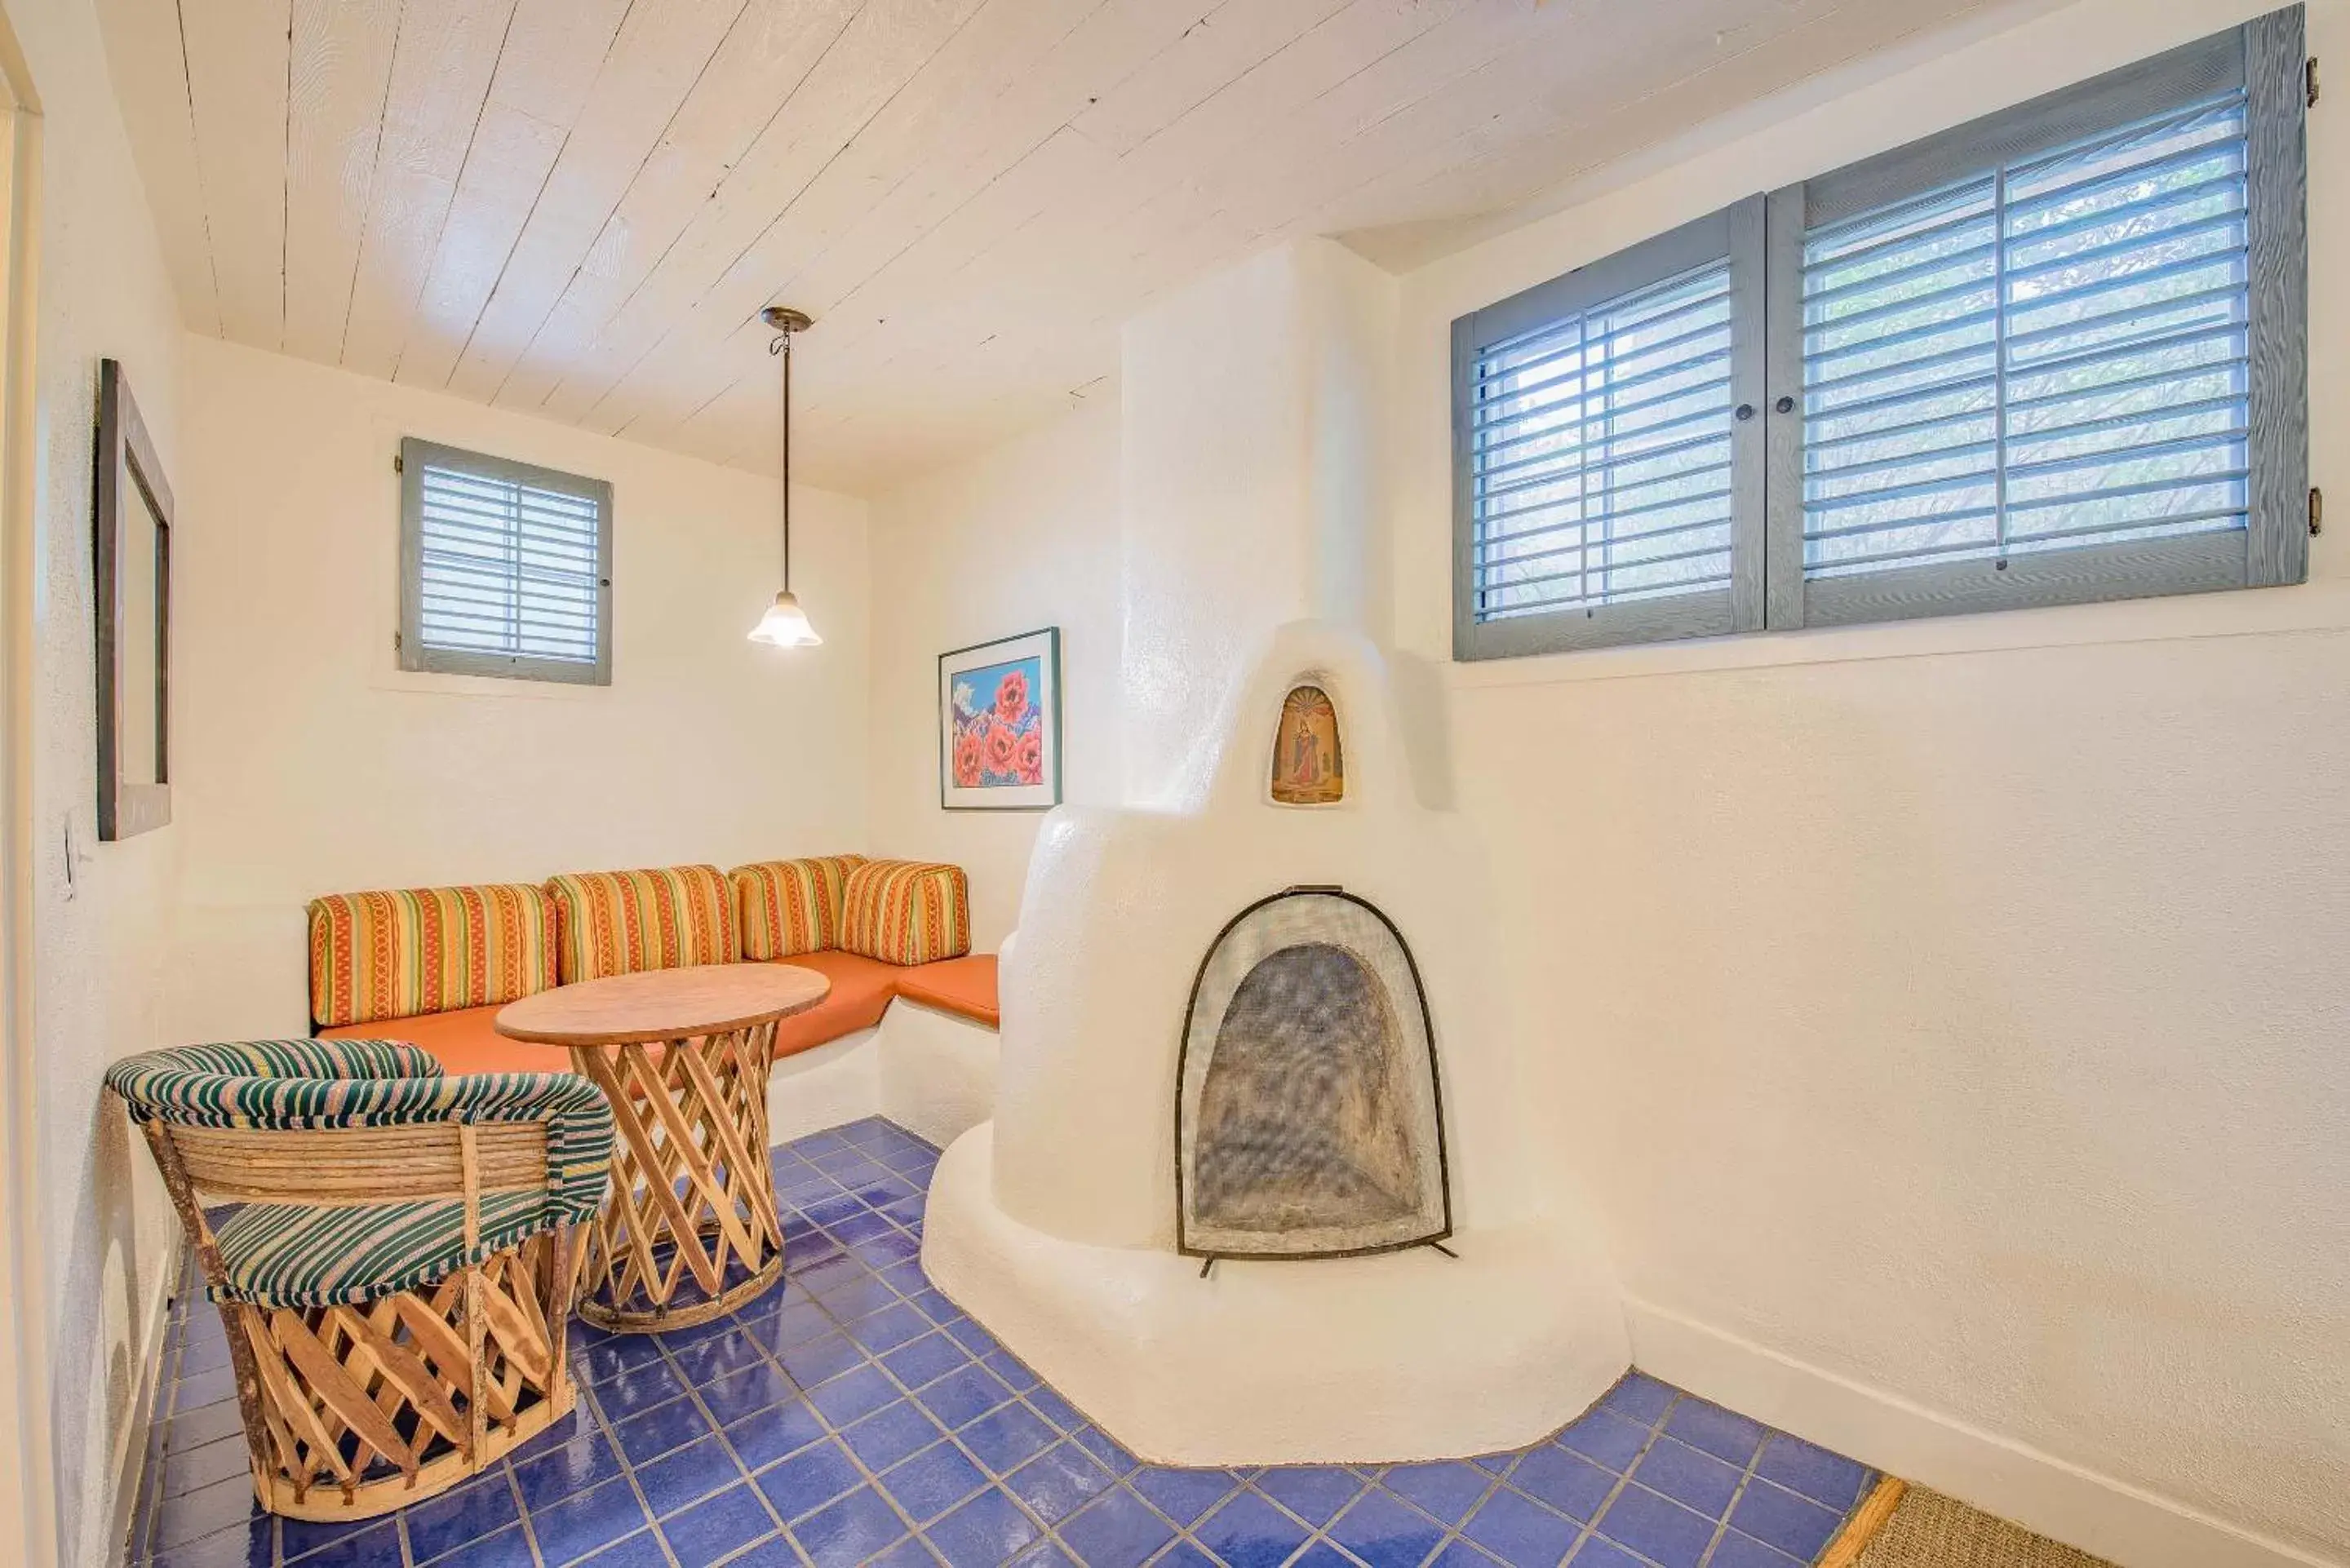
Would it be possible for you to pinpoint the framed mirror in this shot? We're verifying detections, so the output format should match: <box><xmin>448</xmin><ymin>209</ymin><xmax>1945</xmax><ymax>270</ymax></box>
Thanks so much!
<box><xmin>94</xmin><ymin>358</ymin><xmax>171</xmax><ymax>840</ymax></box>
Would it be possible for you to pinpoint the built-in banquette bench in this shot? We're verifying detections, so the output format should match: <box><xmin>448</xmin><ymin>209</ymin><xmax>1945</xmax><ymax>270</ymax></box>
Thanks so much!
<box><xmin>307</xmin><ymin>857</ymin><xmax>1001</xmax><ymax>1146</ymax></box>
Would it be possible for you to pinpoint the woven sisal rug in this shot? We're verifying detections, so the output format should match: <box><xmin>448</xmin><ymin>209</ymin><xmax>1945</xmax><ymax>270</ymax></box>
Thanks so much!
<box><xmin>1850</xmin><ymin>1486</ymin><xmax>2120</xmax><ymax>1568</ymax></box>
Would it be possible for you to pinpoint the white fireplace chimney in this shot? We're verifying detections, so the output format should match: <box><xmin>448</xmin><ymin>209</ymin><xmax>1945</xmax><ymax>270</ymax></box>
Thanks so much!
<box><xmin>920</xmin><ymin>239</ymin><xmax>1629</xmax><ymax>1466</ymax></box>
<box><xmin>1119</xmin><ymin>237</ymin><xmax>1397</xmax><ymax>808</ymax></box>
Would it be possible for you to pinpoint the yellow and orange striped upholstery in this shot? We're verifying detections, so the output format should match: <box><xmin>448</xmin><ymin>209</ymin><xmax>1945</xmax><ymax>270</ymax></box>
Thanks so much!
<box><xmin>308</xmin><ymin>884</ymin><xmax>559</xmax><ymax>1028</ymax></box>
<box><xmin>732</xmin><ymin>855</ymin><xmax>865</xmax><ymax>960</ymax></box>
<box><xmin>545</xmin><ymin>865</ymin><xmax>738</xmax><ymax>984</ymax></box>
<box><xmin>840</xmin><ymin>860</ymin><xmax>971</xmax><ymax>966</ymax></box>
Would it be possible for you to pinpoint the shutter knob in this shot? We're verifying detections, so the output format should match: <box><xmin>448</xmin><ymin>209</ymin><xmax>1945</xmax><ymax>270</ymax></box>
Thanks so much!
<box><xmin>1735</xmin><ymin>403</ymin><xmax>1755</xmax><ymax>422</ymax></box>
<box><xmin>1775</xmin><ymin>396</ymin><xmax>1796</xmax><ymax>414</ymax></box>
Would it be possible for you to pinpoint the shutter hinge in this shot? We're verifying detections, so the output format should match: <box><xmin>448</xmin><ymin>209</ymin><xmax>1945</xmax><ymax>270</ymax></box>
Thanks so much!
<box><xmin>2308</xmin><ymin>55</ymin><xmax>2320</xmax><ymax>108</ymax></box>
<box><xmin>393</xmin><ymin>630</ymin><xmax>402</xmax><ymax>650</ymax></box>
<box><xmin>393</xmin><ymin>452</ymin><xmax>404</xmax><ymax>473</ymax></box>
<box><xmin>2310</xmin><ymin>487</ymin><xmax>2324</xmax><ymax>536</ymax></box>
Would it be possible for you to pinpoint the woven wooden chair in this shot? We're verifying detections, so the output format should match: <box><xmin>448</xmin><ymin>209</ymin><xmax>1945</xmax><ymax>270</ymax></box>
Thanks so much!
<box><xmin>106</xmin><ymin>1039</ymin><xmax>613</xmax><ymax>1522</ymax></box>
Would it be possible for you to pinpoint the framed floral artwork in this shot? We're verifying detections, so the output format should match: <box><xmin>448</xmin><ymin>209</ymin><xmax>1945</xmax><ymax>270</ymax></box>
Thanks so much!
<box><xmin>939</xmin><ymin>627</ymin><xmax>1062</xmax><ymax>810</ymax></box>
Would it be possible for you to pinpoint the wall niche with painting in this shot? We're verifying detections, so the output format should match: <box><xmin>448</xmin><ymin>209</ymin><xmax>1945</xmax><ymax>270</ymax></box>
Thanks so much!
<box><xmin>94</xmin><ymin>358</ymin><xmax>171</xmax><ymax>840</ymax></box>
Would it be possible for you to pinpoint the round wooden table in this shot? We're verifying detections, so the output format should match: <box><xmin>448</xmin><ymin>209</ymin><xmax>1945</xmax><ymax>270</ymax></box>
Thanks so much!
<box><xmin>496</xmin><ymin>964</ymin><xmax>829</xmax><ymax>1332</ymax></box>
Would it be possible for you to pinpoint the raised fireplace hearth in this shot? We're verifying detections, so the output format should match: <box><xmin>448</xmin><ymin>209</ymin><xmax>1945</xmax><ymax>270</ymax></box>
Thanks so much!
<box><xmin>1178</xmin><ymin>887</ymin><xmax>1448</xmax><ymax>1260</ymax></box>
<box><xmin>920</xmin><ymin>622</ymin><xmax>1628</xmax><ymax>1465</ymax></box>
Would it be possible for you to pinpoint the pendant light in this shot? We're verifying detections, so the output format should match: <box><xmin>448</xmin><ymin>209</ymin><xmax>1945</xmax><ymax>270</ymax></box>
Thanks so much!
<box><xmin>747</xmin><ymin>304</ymin><xmax>822</xmax><ymax>648</ymax></box>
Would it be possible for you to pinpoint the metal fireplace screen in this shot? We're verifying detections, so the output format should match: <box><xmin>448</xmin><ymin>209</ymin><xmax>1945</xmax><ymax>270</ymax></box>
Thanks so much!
<box><xmin>1175</xmin><ymin>887</ymin><xmax>1450</xmax><ymax>1260</ymax></box>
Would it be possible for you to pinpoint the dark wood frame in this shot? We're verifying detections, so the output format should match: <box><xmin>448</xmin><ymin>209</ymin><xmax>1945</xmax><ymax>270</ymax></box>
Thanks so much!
<box><xmin>937</xmin><ymin>626</ymin><xmax>1063</xmax><ymax>811</ymax></box>
<box><xmin>94</xmin><ymin>357</ymin><xmax>171</xmax><ymax>840</ymax></box>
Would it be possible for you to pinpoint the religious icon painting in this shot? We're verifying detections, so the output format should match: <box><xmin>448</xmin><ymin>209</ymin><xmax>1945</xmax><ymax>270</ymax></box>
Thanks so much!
<box><xmin>1270</xmin><ymin>682</ymin><xmax>1343</xmax><ymax>806</ymax></box>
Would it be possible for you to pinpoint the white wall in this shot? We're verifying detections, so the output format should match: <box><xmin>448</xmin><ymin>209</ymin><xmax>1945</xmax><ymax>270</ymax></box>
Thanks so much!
<box><xmin>1390</xmin><ymin>0</ymin><xmax>2350</xmax><ymax>1561</ymax></box>
<box><xmin>6</xmin><ymin>0</ymin><xmax>188</xmax><ymax>1561</ymax></box>
<box><xmin>170</xmin><ymin>336</ymin><xmax>871</xmax><ymax>1039</ymax></box>
<box><xmin>867</xmin><ymin>396</ymin><xmax>1120</xmax><ymax>950</ymax></box>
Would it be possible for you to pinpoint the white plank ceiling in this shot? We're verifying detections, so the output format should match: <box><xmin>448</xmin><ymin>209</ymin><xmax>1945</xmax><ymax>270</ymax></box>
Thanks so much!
<box><xmin>98</xmin><ymin>0</ymin><xmax>1994</xmax><ymax>494</ymax></box>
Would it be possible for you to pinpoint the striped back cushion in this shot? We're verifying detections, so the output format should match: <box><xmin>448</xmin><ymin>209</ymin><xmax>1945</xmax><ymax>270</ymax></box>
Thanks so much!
<box><xmin>308</xmin><ymin>883</ymin><xmax>558</xmax><ymax>1027</ymax></box>
<box><xmin>840</xmin><ymin>861</ymin><xmax>972</xmax><ymax>966</ymax></box>
<box><xmin>104</xmin><ymin>1041</ymin><xmax>613</xmax><ymax>1230</ymax></box>
<box><xmin>546</xmin><ymin>865</ymin><xmax>738</xmax><ymax>984</ymax></box>
<box><xmin>733</xmin><ymin>856</ymin><xmax>865</xmax><ymax>959</ymax></box>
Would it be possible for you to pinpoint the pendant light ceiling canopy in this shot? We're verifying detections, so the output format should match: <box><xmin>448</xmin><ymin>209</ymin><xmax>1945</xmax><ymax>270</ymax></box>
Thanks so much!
<box><xmin>748</xmin><ymin>304</ymin><xmax>822</xmax><ymax>649</ymax></box>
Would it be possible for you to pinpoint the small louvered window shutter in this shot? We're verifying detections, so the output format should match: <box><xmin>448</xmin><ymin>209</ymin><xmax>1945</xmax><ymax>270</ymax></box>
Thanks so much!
<box><xmin>1452</xmin><ymin>200</ymin><xmax>1765</xmax><ymax>659</ymax></box>
<box><xmin>1474</xmin><ymin>264</ymin><xmax>1734</xmax><ymax>609</ymax></box>
<box><xmin>1766</xmin><ymin>11</ymin><xmax>2305</xmax><ymax>629</ymax></box>
<box><xmin>398</xmin><ymin>439</ymin><xmax>613</xmax><ymax>685</ymax></box>
<box><xmin>1803</xmin><ymin>96</ymin><xmax>2250</xmax><ymax>574</ymax></box>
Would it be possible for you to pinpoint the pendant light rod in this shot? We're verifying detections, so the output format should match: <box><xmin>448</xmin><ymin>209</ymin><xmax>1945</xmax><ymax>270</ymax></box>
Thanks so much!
<box><xmin>749</xmin><ymin>303</ymin><xmax>822</xmax><ymax>649</ymax></box>
<box><xmin>762</xmin><ymin>305</ymin><xmax>813</xmax><ymax>589</ymax></box>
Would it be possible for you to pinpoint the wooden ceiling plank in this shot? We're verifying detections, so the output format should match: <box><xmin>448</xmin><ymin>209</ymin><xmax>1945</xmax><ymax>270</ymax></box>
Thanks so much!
<box><xmin>92</xmin><ymin>0</ymin><xmax>222</xmax><ymax>334</ymax></box>
<box><xmin>483</xmin><ymin>0</ymin><xmax>865</xmax><ymax>414</ymax></box>
<box><xmin>180</xmin><ymin>0</ymin><xmax>292</xmax><ymax>348</ymax></box>
<box><xmin>1220</xmin><ymin>0</ymin><xmax>1809</xmax><ymax>246</ymax></box>
<box><xmin>637</xmin><ymin>124</ymin><xmax>1113</xmax><ymax>478</ymax></box>
<box><xmin>1319</xmin><ymin>0</ymin><xmax>1982</xmax><ymax>268</ymax></box>
<box><xmin>660</xmin><ymin>0</ymin><xmax>1350</xmax><ymax>422</ymax></box>
<box><xmin>589</xmin><ymin>0</ymin><xmax>1430</xmax><ymax>446</ymax></box>
<box><xmin>772</xmin><ymin>0</ymin><xmax>1465</xmax><ymax>387</ymax></box>
<box><xmin>436</xmin><ymin>0</ymin><xmax>756</xmax><ymax>404</ymax></box>
<box><xmin>681</xmin><ymin>0</ymin><xmax>1204</xmax><ymax>378</ymax></box>
<box><xmin>809</xmin><ymin>126</ymin><xmax>1117</xmax><ymax>359</ymax></box>
<box><xmin>737</xmin><ymin>0</ymin><xmax>1464</xmax><ymax>408</ymax></box>
<box><xmin>392</xmin><ymin>0</ymin><xmax>632</xmax><ymax>390</ymax></box>
<box><xmin>282</xmin><ymin>0</ymin><xmax>401</xmax><ymax>365</ymax></box>
<box><xmin>339</xmin><ymin>0</ymin><xmax>521</xmax><ymax>379</ymax></box>
<box><xmin>536</xmin><ymin>0</ymin><xmax>1043</xmax><ymax>434</ymax></box>
<box><xmin>1070</xmin><ymin>0</ymin><xmax>1356</xmax><ymax>157</ymax></box>
<box><xmin>533</xmin><ymin>0</ymin><xmax>1172</xmax><ymax>426</ymax></box>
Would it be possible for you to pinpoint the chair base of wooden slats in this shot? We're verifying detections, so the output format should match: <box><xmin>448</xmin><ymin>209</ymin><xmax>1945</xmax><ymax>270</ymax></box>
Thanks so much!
<box><xmin>219</xmin><ymin>1227</ymin><xmax>576</xmax><ymax>1521</ymax></box>
<box><xmin>103</xmin><ymin>1042</ymin><xmax>611</xmax><ymax>1526</ymax></box>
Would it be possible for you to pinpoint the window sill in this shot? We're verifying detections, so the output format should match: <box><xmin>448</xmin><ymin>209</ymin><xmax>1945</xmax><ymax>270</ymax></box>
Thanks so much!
<box><xmin>367</xmin><ymin>665</ymin><xmax>608</xmax><ymax>702</ymax></box>
<box><xmin>1446</xmin><ymin>574</ymin><xmax>2350</xmax><ymax>690</ymax></box>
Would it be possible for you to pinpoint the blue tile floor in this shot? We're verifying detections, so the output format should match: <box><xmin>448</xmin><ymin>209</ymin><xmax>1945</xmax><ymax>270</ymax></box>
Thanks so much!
<box><xmin>123</xmin><ymin>1117</ymin><xmax>1877</xmax><ymax>1568</ymax></box>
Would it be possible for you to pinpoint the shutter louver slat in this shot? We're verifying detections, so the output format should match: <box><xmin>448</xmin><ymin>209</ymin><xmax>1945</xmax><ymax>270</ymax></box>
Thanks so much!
<box><xmin>1470</xmin><ymin>261</ymin><xmax>1739</xmax><ymax>622</ymax></box>
<box><xmin>415</xmin><ymin>460</ymin><xmax>603</xmax><ymax>667</ymax></box>
<box><xmin>1801</xmin><ymin>92</ymin><xmax>2252</xmax><ymax>582</ymax></box>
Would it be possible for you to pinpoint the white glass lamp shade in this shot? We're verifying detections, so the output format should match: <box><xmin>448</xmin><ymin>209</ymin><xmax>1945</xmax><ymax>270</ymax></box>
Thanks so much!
<box><xmin>747</xmin><ymin>589</ymin><xmax>822</xmax><ymax>648</ymax></box>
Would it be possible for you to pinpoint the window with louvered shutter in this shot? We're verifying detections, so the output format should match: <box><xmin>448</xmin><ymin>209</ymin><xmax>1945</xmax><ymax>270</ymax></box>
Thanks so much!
<box><xmin>1767</xmin><ymin>11</ymin><xmax>2305</xmax><ymax>630</ymax></box>
<box><xmin>1451</xmin><ymin>7</ymin><xmax>2305</xmax><ymax>659</ymax></box>
<box><xmin>1452</xmin><ymin>201</ymin><xmax>1766</xmax><ymax>659</ymax></box>
<box><xmin>397</xmin><ymin>439</ymin><xmax>613</xmax><ymax>685</ymax></box>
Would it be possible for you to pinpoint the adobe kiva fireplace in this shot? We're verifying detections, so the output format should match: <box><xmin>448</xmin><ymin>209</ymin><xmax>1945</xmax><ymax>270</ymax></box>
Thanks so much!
<box><xmin>920</xmin><ymin>622</ymin><xmax>1628</xmax><ymax>1467</ymax></box>
<box><xmin>1178</xmin><ymin>888</ymin><xmax>1449</xmax><ymax>1263</ymax></box>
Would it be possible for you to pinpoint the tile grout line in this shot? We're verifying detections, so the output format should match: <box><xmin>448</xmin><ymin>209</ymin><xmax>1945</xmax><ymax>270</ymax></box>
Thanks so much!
<box><xmin>771</xmin><ymin>1139</ymin><xmax>986</xmax><ymax>1566</ymax></box>
<box><xmin>645</xmin><ymin>1305</ymin><xmax>807</xmax><ymax>1568</ymax></box>
<box><xmin>497</xmin><ymin>1455</ymin><xmax>552</xmax><ymax>1568</ymax></box>
<box><xmin>595</xmin><ymin>1127</ymin><xmax>940</xmax><ymax>1568</ymax></box>
<box><xmin>588</xmin><ymin>1344</ymin><xmax>689</xmax><ymax>1568</ymax></box>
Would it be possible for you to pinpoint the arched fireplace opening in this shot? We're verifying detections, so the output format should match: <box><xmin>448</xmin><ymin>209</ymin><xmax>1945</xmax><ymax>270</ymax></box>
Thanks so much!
<box><xmin>1176</xmin><ymin>888</ymin><xmax>1450</xmax><ymax>1260</ymax></box>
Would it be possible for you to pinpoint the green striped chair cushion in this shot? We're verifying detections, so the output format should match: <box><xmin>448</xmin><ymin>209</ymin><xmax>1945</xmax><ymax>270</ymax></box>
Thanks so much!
<box><xmin>105</xmin><ymin>1039</ymin><xmax>614</xmax><ymax>1309</ymax></box>
<box><xmin>211</xmin><ymin>1189</ymin><xmax>551</xmax><ymax>1310</ymax></box>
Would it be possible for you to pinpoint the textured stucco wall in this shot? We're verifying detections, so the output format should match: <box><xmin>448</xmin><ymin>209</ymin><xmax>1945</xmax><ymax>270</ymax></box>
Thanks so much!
<box><xmin>1390</xmin><ymin>0</ymin><xmax>2350</xmax><ymax>1558</ymax></box>
<box><xmin>7</xmin><ymin>0</ymin><xmax>188</xmax><ymax>1561</ymax></box>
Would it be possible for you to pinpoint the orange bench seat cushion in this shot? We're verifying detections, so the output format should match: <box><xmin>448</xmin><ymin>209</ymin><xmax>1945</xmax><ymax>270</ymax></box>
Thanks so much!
<box><xmin>320</xmin><ymin>1004</ymin><xmax>572</xmax><ymax>1078</ymax></box>
<box><xmin>893</xmin><ymin>955</ymin><xmax>1000</xmax><ymax>1027</ymax></box>
<box><xmin>767</xmin><ymin>950</ymin><xmax>898</xmax><ymax>1058</ymax></box>
<box><xmin>322</xmin><ymin>948</ymin><xmax>992</xmax><ymax>1077</ymax></box>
